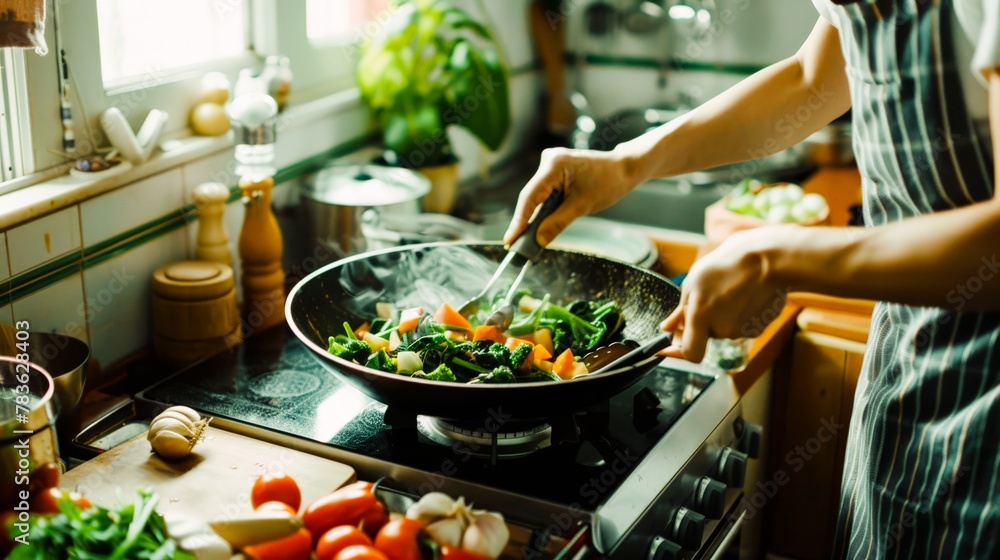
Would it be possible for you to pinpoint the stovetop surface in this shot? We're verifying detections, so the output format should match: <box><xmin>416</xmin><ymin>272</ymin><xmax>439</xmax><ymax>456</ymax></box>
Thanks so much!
<box><xmin>138</xmin><ymin>325</ymin><xmax>714</xmax><ymax>507</ymax></box>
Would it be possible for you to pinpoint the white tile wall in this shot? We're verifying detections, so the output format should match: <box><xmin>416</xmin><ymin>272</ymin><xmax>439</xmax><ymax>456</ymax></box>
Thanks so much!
<box><xmin>0</xmin><ymin>232</ymin><xmax>8</xmax><ymax>282</ymax></box>
<box><xmin>6</xmin><ymin>207</ymin><xmax>82</xmax><ymax>275</ymax></box>
<box><xmin>0</xmin><ymin>304</ymin><xmax>10</xmax><ymax>327</ymax></box>
<box><xmin>84</xmin><ymin>229</ymin><xmax>187</xmax><ymax>368</ymax></box>
<box><xmin>11</xmin><ymin>272</ymin><xmax>89</xmax><ymax>343</ymax></box>
<box><xmin>80</xmin><ymin>168</ymin><xmax>185</xmax><ymax>247</ymax></box>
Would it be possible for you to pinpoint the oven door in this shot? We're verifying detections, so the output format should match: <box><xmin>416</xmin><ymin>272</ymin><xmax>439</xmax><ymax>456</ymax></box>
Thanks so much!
<box><xmin>696</xmin><ymin>496</ymin><xmax>748</xmax><ymax>560</ymax></box>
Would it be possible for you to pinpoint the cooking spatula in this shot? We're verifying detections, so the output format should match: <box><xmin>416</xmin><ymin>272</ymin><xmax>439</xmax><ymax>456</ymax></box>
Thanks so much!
<box><xmin>584</xmin><ymin>331</ymin><xmax>674</xmax><ymax>374</ymax></box>
<box><xmin>457</xmin><ymin>188</ymin><xmax>565</xmax><ymax>323</ymax></box>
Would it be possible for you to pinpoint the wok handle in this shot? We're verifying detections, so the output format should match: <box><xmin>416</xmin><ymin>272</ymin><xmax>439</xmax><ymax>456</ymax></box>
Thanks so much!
<box><xmin>593</xmin><ymin>331</ymin><xmax>674</xmax><ymax>374</ymax></box>
<box><xmin>508</xmin><ymin>188</ymin><xmax>564</xmax><ymax>262</ymax></box>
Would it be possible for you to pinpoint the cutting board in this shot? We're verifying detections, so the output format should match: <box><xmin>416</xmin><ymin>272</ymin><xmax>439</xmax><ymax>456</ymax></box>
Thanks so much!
<box><xmin>61</xmin><ymin>426</ymin><xmax>356</xmax><ymax>520</ymax></box>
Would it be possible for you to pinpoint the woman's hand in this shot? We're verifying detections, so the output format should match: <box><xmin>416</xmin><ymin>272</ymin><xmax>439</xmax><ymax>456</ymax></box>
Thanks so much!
<box><xmin>503</xmin><ymin>147</ymin><xmax>639</xmax><ymax>246</ymax></box>
<box><xmin>661</xmin><ymin>226</ymin><xmax>792</xmax><ymax>363</ymax></box>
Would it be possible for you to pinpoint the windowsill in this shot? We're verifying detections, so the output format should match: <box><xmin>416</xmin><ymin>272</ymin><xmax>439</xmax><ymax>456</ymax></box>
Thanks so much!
<box><xmin>0</xmin><ymin>88</ymin><xmax>366</xmax><ymax>232</ymax></box>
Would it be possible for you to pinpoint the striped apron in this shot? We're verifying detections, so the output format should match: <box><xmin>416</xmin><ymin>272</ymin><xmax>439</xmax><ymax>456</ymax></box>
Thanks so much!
<box><xmin>827</xmin><ymin>1</ymin><xmax>1000</xmax><ymax>558</ymax></box>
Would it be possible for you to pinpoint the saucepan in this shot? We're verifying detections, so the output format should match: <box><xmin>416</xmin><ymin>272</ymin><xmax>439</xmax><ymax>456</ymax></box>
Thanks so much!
<box><xmin>286</xmin><ymin>242</ymin><xmax>680</xmax><ymax>420</ymax></box>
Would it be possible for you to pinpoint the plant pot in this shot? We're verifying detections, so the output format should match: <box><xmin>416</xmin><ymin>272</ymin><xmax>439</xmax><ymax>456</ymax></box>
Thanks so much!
<box><xmin>417</xmin><ymin>161</ymin><xmax>459</xmax><ymax>214</ymax></box>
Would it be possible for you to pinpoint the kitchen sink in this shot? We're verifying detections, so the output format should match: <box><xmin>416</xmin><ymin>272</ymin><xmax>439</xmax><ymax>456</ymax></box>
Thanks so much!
<box><xmin>575</xmin><ymin>106</ymin><xmax>816</xmax><ymax>234</ymax></box>
<box><xmin>594</xmin><ymin>178</ymin><xmax>730</xmax><ymax>233</ymax></box>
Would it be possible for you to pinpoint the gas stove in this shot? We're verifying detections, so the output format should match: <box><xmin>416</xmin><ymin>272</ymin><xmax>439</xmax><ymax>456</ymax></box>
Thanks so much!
<box><xmin>134</xmin><ymin>325</ymin><xmax>760</xmax><ymax>559</ymax></box>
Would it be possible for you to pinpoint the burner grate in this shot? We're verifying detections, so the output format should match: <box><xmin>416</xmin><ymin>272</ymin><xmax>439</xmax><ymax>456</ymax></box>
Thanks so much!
<box><xmin>417</xmin><ymin>416</ymin><xmax>552</xmax><ymax>459</ymax></box>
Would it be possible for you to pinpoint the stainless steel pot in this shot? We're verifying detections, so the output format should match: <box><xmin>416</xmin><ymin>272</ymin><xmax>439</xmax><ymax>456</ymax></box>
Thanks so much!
<box><xmin>24</xmin><ymin>332</ymin><xmax>89</xmax><ymax>441</ymax></box>
<box><xmin>299</xmin><ymin>163</ymin><xmax>431</xmax><ymax>257</ymax></box>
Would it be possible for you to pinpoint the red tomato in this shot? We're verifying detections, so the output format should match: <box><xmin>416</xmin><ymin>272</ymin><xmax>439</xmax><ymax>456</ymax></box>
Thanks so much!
<box><xmin>243</xmin><ymin>527</ymin><xmax>312</xmax><ymax>560</ymax></box>
<box><xmin>303</xmin><ymin>482</ymin><xmax>387</xmax><ymax>540</ymax></box>
<box><xmin>439</xmin><ymin>546</ymin><xmax>494</xmax><ymax>560</ymax></box>
<box><xmin>335</xmin><ymin>545</ymin><xmax>389</xmax><ymax>560</ymax></box>
<box><xmin>256</xmin><ymin>500</ymin><xmax>297</xmax><ymax>517</ymax></box>
<box><xmin>317</xmin><ymin>525</ymin><xmax>374</xmax><ymax>560</ymax></box>
<box><xmin>373</xmin><ymin>518</ymin><xmax>425</xmax><ymax>560</ymax></box>
<box><xmin>251</xmin><ymin>471</ymin><xmax>302</xmax><ymax>512</ymax></box>
<box><xmin>31</xmin><ymin>488</ymin><xmax>91</xmax><ymax>514</ymax></box>
<box><xmin>28</xmin><ymin>463</ymin><xmax>60</xmax><ymax>493</ymax></box>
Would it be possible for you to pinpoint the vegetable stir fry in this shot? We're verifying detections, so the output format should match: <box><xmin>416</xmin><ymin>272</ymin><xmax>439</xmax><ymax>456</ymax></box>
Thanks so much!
<box><xmin>328</xmin><ymin>291</ymin><xmax>626</xmax><ymax>383</ymax></box>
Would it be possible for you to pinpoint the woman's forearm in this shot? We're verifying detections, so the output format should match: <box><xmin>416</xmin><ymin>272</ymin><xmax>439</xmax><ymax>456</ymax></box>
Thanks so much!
<box><xmin>615</xmin><ymin>18</ymin><xmax>851</xmax><ymax>184</ymax></box>
<box><xmin>762</xmin><ymin>198</ymin><xmax>1000</xmax><ymax>310</ymax></box>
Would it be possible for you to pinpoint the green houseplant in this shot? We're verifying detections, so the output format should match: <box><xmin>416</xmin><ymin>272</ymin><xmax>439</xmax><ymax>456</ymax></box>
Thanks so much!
<box><xmin>357</xmin><ymin>0</ymin><xmax>511</xmax><ymax>213</ymax></box>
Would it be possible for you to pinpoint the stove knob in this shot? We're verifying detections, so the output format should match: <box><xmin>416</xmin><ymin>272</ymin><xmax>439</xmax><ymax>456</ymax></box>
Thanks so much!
<box><xmin>671</xmin><ymin>507</ymin><xmax>706</xmax><ymax>550</ymax></box>
<box><xmin>695</xmin><ymin>476</ymin><xmax>727</xmax><ymax>519</ymax></box>
<box><xmin>738</xmin><ymin>421</ymin><xmax>763</xmax><ymax>459</ymax></box>
<box><xmin>648</xmin><ymin>535</ymin><xmax>683</xmax><ymax>560</ymax></box>
<box><xmin>716</xmin><ymin>447</ymin><xmax>748</xmax><ymax>488</ymax></box>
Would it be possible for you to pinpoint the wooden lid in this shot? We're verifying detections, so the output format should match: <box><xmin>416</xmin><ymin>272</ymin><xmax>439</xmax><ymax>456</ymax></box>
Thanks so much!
<box><xmin>153</xmin><ymin>261</ymin><xmax>234</xmax><ymax>301</ymax></box>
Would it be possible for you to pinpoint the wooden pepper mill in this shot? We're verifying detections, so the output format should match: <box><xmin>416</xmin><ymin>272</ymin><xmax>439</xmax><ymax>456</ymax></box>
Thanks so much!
<box><xmin>230</xmin><ymin>93</ymin><xmax>285</xmax><ymax>333</ymax></box>
<box><xmin>192</xmin><ymin>182</ymin><xmax>233</xmax><ymax>268</ymax></box>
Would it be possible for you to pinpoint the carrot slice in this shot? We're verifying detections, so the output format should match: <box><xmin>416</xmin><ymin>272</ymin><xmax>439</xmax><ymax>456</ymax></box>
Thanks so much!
<box><xmin>398</xmin><ymin>307</ymin><xmax>423</xmax><ymax>333</ymax></box>
<box><xmin>433</xmin><ymin>303</ymin><xmax>472</xmax><ymax>332</ymax></box>
<box><xmin>353</xmin><ymin>321</ymin><xmax>370</xmax><ymax>339</ymax></box>
<box><xmin>531</xmin><ymin>344</ymin><xmax>552</xmax><ymax>363</ymax></box>
<box><xmin>473</xmin><ymin>325</ymin><xmax>506</xmax><ymax>344</ymax></box>
<box><xmin>552</xmin><ymin>349</ymin><xmax>577</xmax><ymax>380</ymax></box>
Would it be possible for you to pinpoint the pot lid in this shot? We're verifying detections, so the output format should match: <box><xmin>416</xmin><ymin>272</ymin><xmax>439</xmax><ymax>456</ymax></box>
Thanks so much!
<box><xmin>303</xmin><ymin>164</ymin><xmax>431</xmax><ymax>207</ymax></box>
<box><xmin>550</xmin><ymin>217</ymin><xmax>658</xmax><ymax>268</ymax></box>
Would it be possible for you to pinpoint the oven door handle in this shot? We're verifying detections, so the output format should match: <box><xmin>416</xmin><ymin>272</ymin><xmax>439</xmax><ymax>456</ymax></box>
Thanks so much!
<box><xmin>706</xmin><ymin>510</ymin><xmax>747</xmax><ymax>560</ymax></box>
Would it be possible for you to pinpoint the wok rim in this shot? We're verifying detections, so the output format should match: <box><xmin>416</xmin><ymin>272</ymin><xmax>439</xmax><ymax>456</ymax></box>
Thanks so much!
<box><xmin>285</xmin><ymin>240</ymin><xmax>675</xmax><ymax>389</ymax></box>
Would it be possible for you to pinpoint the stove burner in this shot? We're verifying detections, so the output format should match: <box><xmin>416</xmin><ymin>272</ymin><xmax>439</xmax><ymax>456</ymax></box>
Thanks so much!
<box><xmin>417</xmin><ymin>417</ymin><xmax>552</xmax><ymax>459</ymax></box>
<box><xmin>248</xmin><ymin>370</ymin><xmax>322</xmax><ymax>398</ymax></box>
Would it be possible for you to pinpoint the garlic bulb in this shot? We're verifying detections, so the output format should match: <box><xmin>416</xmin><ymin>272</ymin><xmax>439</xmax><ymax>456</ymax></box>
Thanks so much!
<box><xmin>148</xmin><ymin>405</ymin><xmax>211</xmax><ymax>459</ymax></box>
<box><xmin>408</xmin><ymin>492</ymin><xmax>508</xmax><ymax>558</ymax></box>
<box><xmin>406</xmin><ymin>492</ymin><xmax>464</xmax><ymax>525</ymax></box>
<box><xmin>426</xmin><ymin>516</ymin><xmax>467</xmax><ymax>548</ymax></box>
<box><xmin>461</xmin><ymin>509</ymin><xmax>509</xmax><ymax>559</ymax></box>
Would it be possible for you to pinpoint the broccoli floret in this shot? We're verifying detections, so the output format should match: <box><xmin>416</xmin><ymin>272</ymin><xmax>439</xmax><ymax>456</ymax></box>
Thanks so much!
<box><xmin>469</xmin><ymin>365</ymin><xmax>516</xmax><ymax>384</ymax></box>
<box><xmin>509</xmin><ymin>342</ymin><xmax>533</xmax><ymax>369</ymax></box>
<box><xmin>365</xmin><ymin>349</ymin><xmax>397</xmax><ymax>373</ymax></box>
<box><xmin>328</xmin><ymin>336</ymin><xmax>372</xmax><ymax>362</ymax></box>
<box><xmin>424</xmin><ymin>364</ymin><xmax>457</xmax><ymax>382</ymax></box>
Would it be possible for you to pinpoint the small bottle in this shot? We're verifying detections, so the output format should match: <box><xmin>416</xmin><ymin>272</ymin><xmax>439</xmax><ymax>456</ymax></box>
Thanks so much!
<box><xmin>259</xmin><ymin>55</ymin><xmax>293</xmax><ymax>112</ymax></box>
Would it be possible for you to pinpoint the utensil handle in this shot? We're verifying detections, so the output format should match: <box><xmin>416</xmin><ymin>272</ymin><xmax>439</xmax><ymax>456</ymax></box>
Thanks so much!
<box><xmin>595</xmin><ymin>331</ymin><xmax>674</xmax><ymax>373</ymax></box>
<box><xmin>509</xmin><ymin>188</ymin><xmax>564</xmax><ymax>262</ymax></box>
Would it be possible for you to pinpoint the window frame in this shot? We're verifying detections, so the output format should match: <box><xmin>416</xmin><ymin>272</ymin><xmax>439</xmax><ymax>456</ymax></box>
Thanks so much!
<box><xmin>2</xmin><ymin>0</ymin><xmax>376</xmax><ymax>194</ymax></box>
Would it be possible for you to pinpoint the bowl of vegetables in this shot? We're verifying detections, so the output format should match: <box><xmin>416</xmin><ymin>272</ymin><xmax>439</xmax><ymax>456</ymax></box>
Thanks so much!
<box><xmin>705</xmin><ymin>179</ymin><xmax>830</xmax><ymax>243</ymax></box>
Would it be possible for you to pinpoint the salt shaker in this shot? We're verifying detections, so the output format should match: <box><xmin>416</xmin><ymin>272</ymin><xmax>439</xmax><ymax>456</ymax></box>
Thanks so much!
<box><xmin>193</xmin><ymin>182</ymin><xmax>233</xmax><ymax>268</ymax></box>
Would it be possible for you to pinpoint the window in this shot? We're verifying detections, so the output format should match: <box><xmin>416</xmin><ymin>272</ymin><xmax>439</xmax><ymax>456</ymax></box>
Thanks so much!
<box><xmin>0</xmin><ymin>48</ymin><xmax>29</xmax><ymax>186</ymax></box>
<box><xmin>306</xmin><ymin>0</ymin><xmax>390</xmax><ymax>46</ymax></box>
<box><xmin>96</xmin><ymin>0</ymin><xmax>249</xmax><ymax>90</ymax></box>
<box><xmin>1</xmin><ymin>0</ymin><xmax>388</xmax><ymax>193</ymax></box>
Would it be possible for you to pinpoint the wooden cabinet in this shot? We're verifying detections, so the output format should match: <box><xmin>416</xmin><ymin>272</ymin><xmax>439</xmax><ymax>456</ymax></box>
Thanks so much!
<box><xmin>765</xmin><ymin>320</ymin><xmax>868</xmax><ymax>559</ymax></box>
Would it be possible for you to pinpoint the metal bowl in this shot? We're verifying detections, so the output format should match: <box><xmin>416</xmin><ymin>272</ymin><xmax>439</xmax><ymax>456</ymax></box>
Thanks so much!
<box><xmin>23</xmin><ymin>332</ymin><xmax>89</xmax><ymax>439</ymax></box>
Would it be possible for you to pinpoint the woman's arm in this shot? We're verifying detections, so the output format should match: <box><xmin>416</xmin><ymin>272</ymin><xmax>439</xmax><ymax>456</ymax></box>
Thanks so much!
<box><xmin>661</xmin><ymin>70</ymin><xmax>1000</xmax><ymax>362</ymax></box>
<box><xmin>504</xmin><ymin>18</ymin><xmax>851</xmax><ymax>246</ymax></box>
<box><xmin>618</xmin><ymin>17</ymin><xmax>851</xmax><ymax>183</ymax></box>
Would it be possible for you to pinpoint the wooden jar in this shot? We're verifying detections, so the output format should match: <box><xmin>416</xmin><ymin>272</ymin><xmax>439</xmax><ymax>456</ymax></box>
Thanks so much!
<box><xmin>152</xmin><ymin>261</ymin><xmax>241</xmax><ymax>365</ymax></box>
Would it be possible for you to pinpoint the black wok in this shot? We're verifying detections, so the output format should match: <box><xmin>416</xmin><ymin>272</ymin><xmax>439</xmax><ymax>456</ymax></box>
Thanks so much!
<box><xmin>286</xmin><ymin>242</ymin><xmax>679</xmax><ymax>420</ymax></box>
